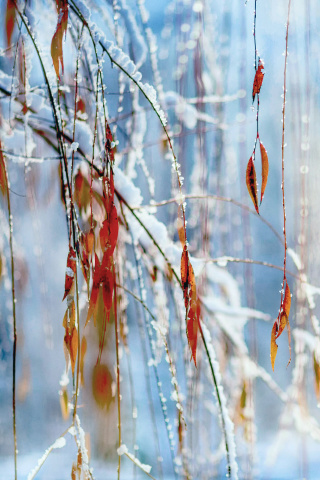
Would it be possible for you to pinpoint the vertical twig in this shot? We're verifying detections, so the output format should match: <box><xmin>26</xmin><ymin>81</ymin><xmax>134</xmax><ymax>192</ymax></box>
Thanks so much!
<box><xmin>1</xmin><ymin>149</ymin><xmax>18</xmax><ymax>479</ymax></box>
<box><xmin>281</xmin><ymin>0</ymin><xmax>292</xmax><ymax>283</ymax></box>
<box><xmin>114</xmin><ymin>278</ymin><xmax>122</xmax><ymax>480</ymax></box>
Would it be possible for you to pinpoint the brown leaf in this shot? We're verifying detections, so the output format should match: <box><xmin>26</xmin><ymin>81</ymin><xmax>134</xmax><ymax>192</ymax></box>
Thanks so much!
<box><xmin>246</xmin><ymin>155</ymin><xmax>259</xmax><ymax>214</ymax></box>
<box><xmin>271</xmin><ymin>321</ymin><xmax>278</xmax><ymax>371</ymax></box>
<box><xmin>252</xmin><ymin>59</ymin><xmax>264</xmax><ymax>102</ymax></box>
<box><xmin>62</xmin><ymin>247</ymin><xmax>77</xmax><ymax>301</ymax></box>
<box><xmin>259</xmin><ymin>140</ymin><xmax>269</xmax><ymax>204</ymax></box>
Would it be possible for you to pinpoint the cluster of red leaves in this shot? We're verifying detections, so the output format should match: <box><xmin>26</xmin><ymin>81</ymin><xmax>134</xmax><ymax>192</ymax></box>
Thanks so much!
<box><xmin>51</xmin><ymin>0</ymin><xmax>69</xmax><ymax>78</ymax></box>
<box><xmin>270</xmin><ymin>282</ymin><xmax>291</xmax><ymax>371</ymax></box>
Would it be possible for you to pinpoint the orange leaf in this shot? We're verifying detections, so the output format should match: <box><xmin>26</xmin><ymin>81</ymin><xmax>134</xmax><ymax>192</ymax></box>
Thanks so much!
<box><xmin>259</xmin><ymin>140</ymin><xmax>269</xmax><ymax>204</ymax></box>
<box><xmin>6</xmin><ymin>0</ymin><xmax>15</xmax><ymax>47</ymax></box>
<box><xmin>177</xmin><ymin>205</ymin><xmax>186</xmax><ymax>247</ymax></box>
<box><xmin>86</xmin><ymin>228</ymin><xmax>95</xmax><ymax>255</ymax></box>
<box><xmin>283</xmin><ymin>282</ymin><xmax>291</xmax><ymax>319</ymax></box>
<box><xmin>51</xmin><ymin>2</ymin><xmax>68</xmax><ymax>78</ymax></box>
<box><xmin>271</xmin><ymin>321</ymin><xmax>278</xmax><ymax>371</ymax></box>
<box><xmin>252</xmin><ymin>59</ymin><xmax>264</xmax><ymax>102</ymax></box>
<box><xmin>92</xmin><ymin>363</ymin><xmax>113</xmax><ymax>409</ymax></box>
<box><xmin>246</xmin><ymin>155</ymin><xmax>259</xmax><ymax>214</ymax></box>
<box><xmin>62</xmin><ymin>247</ymin><xmax>77</xmax><ymax>301</ymax></box>
<box><xmin>275</xmin><ymin>312</ymin><xmax>287</xmax><ymax>340</ymax></box>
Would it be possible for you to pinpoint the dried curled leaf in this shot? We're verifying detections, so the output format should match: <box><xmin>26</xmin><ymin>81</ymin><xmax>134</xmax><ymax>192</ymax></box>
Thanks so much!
<box><xmin>259</xmin><ymin>140</ymin><xmax>269</xmax><ymax>204</ymax></box>
<box><xmin>252</xmin><ymin>59</ymin><xmax>264</xmax><ymax>102</ymax></box>
<box><xmin>246</xmin><ymin>155</ymin><xmax>259</xmax><ymax>214</ymax></box>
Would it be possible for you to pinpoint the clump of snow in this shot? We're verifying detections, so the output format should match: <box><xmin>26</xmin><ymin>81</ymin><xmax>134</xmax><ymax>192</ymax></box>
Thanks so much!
<box><xmin>117</xmin><ymin>444</ymin><xmax>128</xmax><ymax>456</ymax></box>
<box><xmin>103</xmin><ymin>41</ymin><xmax>167</xmax><ymax>126</ymax></box>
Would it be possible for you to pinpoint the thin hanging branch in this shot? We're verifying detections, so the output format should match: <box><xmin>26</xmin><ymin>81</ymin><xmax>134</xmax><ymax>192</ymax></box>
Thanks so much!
<box><xmin>1</xmin><ymin>148</ymin><xmax>18</xmax><ymax>480</ymax></box>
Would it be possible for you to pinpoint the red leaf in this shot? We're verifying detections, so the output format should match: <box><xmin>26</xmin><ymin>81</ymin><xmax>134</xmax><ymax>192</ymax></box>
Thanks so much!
<box><xmin>92</xmin><ymin>363</ymin><xmax>113</xmax><ymax>409</ymax></box>
<box><xmin>6</xmin><ymin>0</ymin><xmax>15</xmax><ymax>47</ymax></box>
<box><xmin>85</xmin><ymin>254</ymin><xmax>101</xmax><ymax>326</ymax></box>
<box><xmin>62</xmin><ymin>247</ymin><xmax>77</xmax><ymax>300</ymax></box>
<box><xmin>100</xmin><ymin>252</ymin><xmax>114</xmax><ymax>313</ymax></box>
<box><xmin>99</xmin><ymin>203</ymin><xmax>119</xmax><ymax>255</ymax></box>
<box><xmin>180</xmin><ymin>246</ymin><xmax>199</xmax><ymax>365</ymax></box>
<box><xmin>51</xmin><ymin>1</ymin><xmax>68</xmax><ymax>78</ymax></box>
<box><xmin>246</xmin><ymin>155</ymin><xmax>259</xmax><ymax>214</ymax></box>
<box><xmin>259</xmin><ymin>140</ymin><xmax>269</xmax><ymax>204</ymax></box>
<box><xmin>187</xmin><ymin>298</ymin><xmax>200</xmax><ymax>366</ymax></box>
<box><xmin>252</xmin><ymin>59</ymin><xmax>264</xmax><ymax>102</ymax></box>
